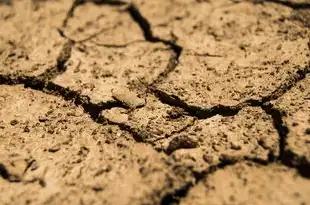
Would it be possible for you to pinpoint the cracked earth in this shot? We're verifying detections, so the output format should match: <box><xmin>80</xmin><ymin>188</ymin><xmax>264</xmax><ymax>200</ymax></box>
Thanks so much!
<box><xmin>0</xmin><ymin>0</ymin><xmax>310</xmax><ymax>204</ymax></box>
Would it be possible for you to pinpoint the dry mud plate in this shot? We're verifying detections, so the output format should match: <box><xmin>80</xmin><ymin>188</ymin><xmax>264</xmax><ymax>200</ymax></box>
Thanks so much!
<box><xmin>0</xmin><ymin>0</ymin><xmax>310</xmax><ymax>204</ymax></box>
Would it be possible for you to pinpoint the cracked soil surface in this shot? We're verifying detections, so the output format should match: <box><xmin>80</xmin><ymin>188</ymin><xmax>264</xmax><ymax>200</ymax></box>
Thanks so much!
<box><xmin>0</xmin><ymin>0</ymin><xmax>310</xmax><ymax>205</ymax></box>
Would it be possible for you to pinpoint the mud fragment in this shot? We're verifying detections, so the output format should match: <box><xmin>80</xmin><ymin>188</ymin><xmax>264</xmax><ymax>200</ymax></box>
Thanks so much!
<box><xmin>112</xmin><ymin>87</ymin><xmax>145</xmax><ymax>108</ymax></box>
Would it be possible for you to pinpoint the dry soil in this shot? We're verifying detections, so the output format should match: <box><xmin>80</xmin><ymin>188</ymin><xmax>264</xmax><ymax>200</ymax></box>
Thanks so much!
<box><xmin>0</xmin><ymin>0</ymin><xmax>310</xmax><ymax>205</ymax></box>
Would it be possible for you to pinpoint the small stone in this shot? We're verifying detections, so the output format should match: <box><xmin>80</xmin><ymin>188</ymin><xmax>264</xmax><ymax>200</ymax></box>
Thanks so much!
<box><xmin>10</xmin><ymin>119</ymin><xmax>18</xmax><ymax>126</ymax></box>
<box><xmin>305</xmin><ymin>128</ymin><xmax>310</xmax><ymax>135</ymax></box>
<box><xmin>167</xmin><ymin>107</ymin><xmax>184</xmax><ymax>119</ymax></box>
<box><xmin>101</xmin><ymin>108</ymin><xmax>128</xmax><ymax>124</ymax></box>
<box><xmin>219</xmin><ymin>154</ymin><xmax>240</xmax><ymax>163</ymax></box>
<box><xmin>203</xmin><ymin>154</ymin><xmax>215</xmax><ymax>164</ymax></box>
<box><xmin>230</xmin><ymin>141</ymin><xmax>242</xmax><ymax>150</ymax></box>
<box><xmin>292</xmin><ymin>122</ymin><xmax>298</xmax><ymax>127</ymax></box>
<box><xmin>38</xmin><ymin>116</ymin><xmax>48</xmax><ymax>122</ymax></box>
<box><xmin>48</xmin><ymin>144</ymin><xmax>60</xmax><ymax>153</ymax></box>
<box><xmin>23</xmin><ymin>126</ymin><xmax>30</xmax><ymax>132</ymax></box>
<box><xmin>112</xmin><ymin>87</ymin><xmax>145</xmax><ymax>109</ymax></box>
<box><xmin>166</xmin><ymin>135</ymin><xmax>198</xmax><ymax>154</ymax></box>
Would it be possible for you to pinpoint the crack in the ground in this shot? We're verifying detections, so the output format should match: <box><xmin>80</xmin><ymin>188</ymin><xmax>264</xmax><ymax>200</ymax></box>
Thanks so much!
<box><xmin>151</xmin><ymin>52</ymin><xmax>179</xmax><ymax>86</ymax></box>
<box><xmin>0</xmin><ymin>158</ymin><xmax>35</xmax><ymax>183</ymax></box>
<box><xmin>60</xmin><ymin>0</ymin><xmax>183</xmax><ymax>87</ymax></box>
<box><xmin>261</xmin><ymin>103</ymin><xmax>288</xmax><ymax>162</ymax></box>
<box><xmin>0</xmin><ymin>74</ymin><xmax>123</xmax><ymax>121</ymax></box>
<box><xmin>150</xmin><ymin>87</ymin><xmax>245</xmax><ymax>119</ymax></box>
<box><xmin>38</xmin><ymin>40</ymin><xmax>74</xmax><ymax>81</ymax></box>
<box><xmin>253</xmin><ymin>0</ymin><xmax>310</xmax><ymax>10</ymax></box>
<box><xmin>262</xmin><ymin>103</ymin><xmax>310</xmax><ymax>178</ymax></box>
<box><xmin>159</xmin><ymin>157</ymin><xmax>270</xmax><ymax>205</ymax></box>
<box><xmin>127</xmin><ymin>4</ymin><xmax>183</xmax><ymax>85</ymax></box>
<box><xmin>62</xmin><ymin>0</ymin><xmax>86</xmax><ymax>28</ymax></box>
<box><xmin>261</xmin><ymin>64</ymin><xmax>310</xmax><ymax>102</ymax></box>
<box><xmin>0</xmin><ymin>163</ymin><xmax>10</xmax><ymax>182</ymax></box>
<box><xmin>62</xmin><ymin>0</ymin><xmax>127</xmax><ymax>28</ymax></box>
<box><xmin>1</xmin><ymin>0</ymin><xmax>310</xmax><ymax>202</ymax></box>
<box><xmin>161</xmin><ymin>149</ymin><xmax>309</xmax><ymax>205</ymax></box>
<box><xmin>152</xmin><ymin>118</ymin><xmax>198</xmax><ymax>144</ymax></box>
<box><xmin>150</xmin><ymin>64</ymin><xmax>310</xmax><ymax>119</ymax></box>
<box><xmin>90</xmin><ymin>39</ymin><xmax>146</xmax><ymax>48</ymax></box>
<box><xmin>149</xmin><ymin>66</ymin><xmax>310</xmax><ymax>185</ymax></box>
<box><xmin>99</xmin><ymin>117</ymin><xmax>161</xmax><ymax>144</ymax></box>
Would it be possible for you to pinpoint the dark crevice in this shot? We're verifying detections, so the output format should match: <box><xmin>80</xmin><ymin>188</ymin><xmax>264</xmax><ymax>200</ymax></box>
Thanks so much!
<box><xmin>253</xmin><ymin>0</ymin><xmax>310</xmax><ymax>10</ymax></box>
<box><xmin>90</xmin><ymin>39</ymin><xmax>146</xmax><ymax>48</ymax></box>
<box><xmin>38</xmin><ymin>40</ymin><xmax>74</xmax><ymax>81</ymax></box>
<box><xmin>160</xmin><ymin>157</ymin><xmax>270</xmax><ymax>205</ymax></box>
<box><xmin>150</xmin><ymin>64</ymin><xmax>310</xmax><ymax>119</ymax></box>
<box><xmin>261</xmin><ymin>104</ymin><xmax>288</xmax><ymax>161</ymax></box>
<box><xmin>92</xmin><ymin>0</ymin><xmax>127</xmax><ymax>6</ymax></box>
<box><xmin>0</xmin><ymin>164</ymin><xmax>22</xmax><ymax>183</ymax></box>
<box><xmin>99</xmin><ymin>117</ymin><xmax>157</xmax><ymax>144</ymax></box>
<box><xmin>0</xmin><ymin>74</ymin><xmax>123</xmax><ymax>121</ymax></box>
<box><xmin>185</xmin><ymin>51</ymin><xmax>223</xmax><ymax>57</ymax></box>
<box><xmin>127</xmin><ymin>4</ymin><xmax>183</xmax><ymax>84</ymax></box>
<box><xmin>61</xmin><ymin>0</ymin><xmax>183</xmax><ymax>86</ymax></box>
<box><xmin>151</xmin><ymin>52</ymin><xmax>179</xmax><ymax>86</ymax></box>
<box><xmin>282</xmin><ymin>150</ymin><xmax>310</xmax><ymax>178</ymax></box>
<box><xmin>160</xmin><ymin>182</ymin><xmax>193</xmax><ymax>205</ymax></box>
<box><xmin>62</xmin><ymin>0</ymin><xmax>127</xmax><ymax>28</ymax></box>
<box><xmin>126</xmin><ymin>4</ymin><xmax>160</xmax><ymax>43</ymax></box>
<box><xmin>261</xmin><ymin>65</ymin><xmax>310</xmax><ymax>103</ymax></box>
<box><xmin>62</xmin><ymin>0</ymin><xmax>86</xmax><ymax>28</ymax></box>
<box><xmin>152</xmin><ymin>119</ymin><xmax>197</xmax><ymax>144</ymax></box>
<box><xmin>127</xmin><ymin>4</ymin><xmax>183</xmax><ymax>56</ymax></box>
<box><xmin>77</xmin><ymin>25</ymin><xmax>117</xmax><ymax>43</ymax></box>
<box><xmin>0</xmin><ymin>163</ymin><xmax>9</xmax><ymax>181</ymax></box>
<box><xmin>261</xmin><ymin>103</ymin><xmax>310</xmax><ymax>178</ymax></box>
<box><xmin>151</xmin><ymin>88</ymin><xmax>243</xmax><ymax>119</ymax></box>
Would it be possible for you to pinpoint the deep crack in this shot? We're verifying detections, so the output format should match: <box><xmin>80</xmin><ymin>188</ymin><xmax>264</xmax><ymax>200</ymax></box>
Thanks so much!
<box><xmin>261</xmin><ymin>103</ymin><xmax>310</xmax><ymax>178</ymax></box>
<box><xmin>261</xmin><ymin>64</ymin><xmax>310</xmax><ymax>103</ymax></box>
<box><xmin>160</xmin><ymin>157</ymin><xmax>270</xmax><ymax>205</ymax></box>
<box><xmin>150</xmin><ymin>64</ymin><xmax>310</xmax><ymax>120</ymax></box>
<box><xmin>38</xmin><ymin>40</ymin><xmax>74</xmax><ymax>81</ymax></box>
<box><xmin>0</xmin><ymin>74</ymin><xmax>123</xmax><ymax>121</ymax></box>
<box><xmin>150</xmin><ymin>88</ymin><xmax>243</xmax><ymax>119</ymax></box>
<box><xmin>127</xmin><ymin>3</ymin><xmax>183</xmax><ymax>84</ymax></box>
<box><xmin>261</xmin><ymin>103</ymin><xmax>288</xmax><ymax>161</ymax></box>
<box><xmin>253</xmin><ymin>0</ymin><xmax>310</xmax><ymax>10</ymax></box>
<box><xmin>1</xmin><ymin>0</ymin><xmax>310</xmax><ymax>202</ymax></box>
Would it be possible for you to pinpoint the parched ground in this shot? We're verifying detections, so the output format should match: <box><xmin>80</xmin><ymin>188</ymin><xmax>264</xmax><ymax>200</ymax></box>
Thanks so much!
<box><xmin>0</xmin><ymin>0</ymin><xmax>310</xmax><ymax>205</ymax></box>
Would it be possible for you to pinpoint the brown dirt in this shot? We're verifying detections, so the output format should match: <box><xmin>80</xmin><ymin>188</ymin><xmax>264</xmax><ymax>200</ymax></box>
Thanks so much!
<box><xmin>0</xmin><ymin>0</ymin><xmax>310</xmax><ymax>205</ymax></box>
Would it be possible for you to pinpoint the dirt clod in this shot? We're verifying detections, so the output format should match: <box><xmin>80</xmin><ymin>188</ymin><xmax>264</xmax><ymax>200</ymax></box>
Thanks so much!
<box><xmin>112</xmin><ymin>87</ymin><xmax>145</xmax><ymax>108</ymax></box>
<box><xmin>167</xmin><ymin>135</ymin><xmax>198</xmax><ymax>154</ymax></box>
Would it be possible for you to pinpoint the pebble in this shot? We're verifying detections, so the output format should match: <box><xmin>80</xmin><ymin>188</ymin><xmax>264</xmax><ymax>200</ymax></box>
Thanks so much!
<box><xmin>112</xmin><ymin>87</ymin><xmax>145</xmax><ymax>109</ymax></box>
<box><xmin>101</xmin><ymin>108</ymin><xmax>128</xmax><ymax>124</ymax></box>
<box><xmin>166</xmin><ymin>135</ymin><xmax>198</xmax><ymax>154</ymax></box>
<box><xmin>48</xmin><ymin>144</ymin><xmax>61</xmax><ymax>153</ymax></box>
<box><xmin>230</xmin><ymin>141</ymin><xmax>242</xmax><ymax>150</ymax></box>
<box><xmin>10</xmin><ymin>119</ymin><xmax>18</xmax><ymax>126</ymax></box>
